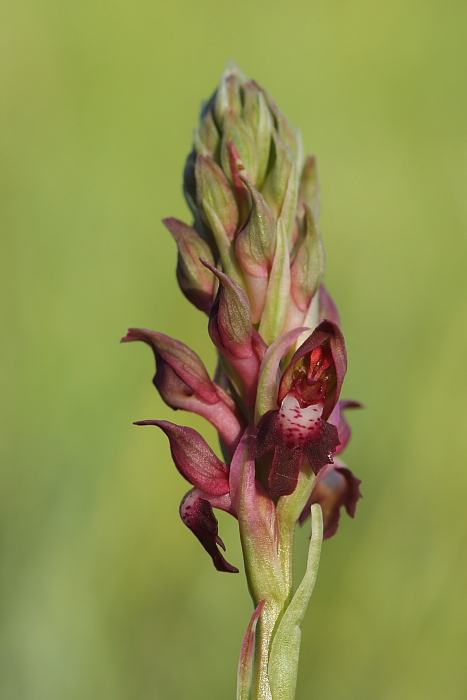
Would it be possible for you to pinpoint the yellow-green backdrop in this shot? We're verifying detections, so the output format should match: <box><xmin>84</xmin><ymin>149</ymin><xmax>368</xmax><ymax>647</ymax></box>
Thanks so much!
<box><xmin>1</xmin><ymin>0</ymin><xmax>467</xmax><ymax>698</ymax></box>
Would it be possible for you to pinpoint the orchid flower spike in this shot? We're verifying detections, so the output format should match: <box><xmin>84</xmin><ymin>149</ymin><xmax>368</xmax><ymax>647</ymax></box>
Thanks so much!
<box><xmin>123</xmin><ymin>61</ymin><xmax>362</xmax><ymax>700</ymax></box>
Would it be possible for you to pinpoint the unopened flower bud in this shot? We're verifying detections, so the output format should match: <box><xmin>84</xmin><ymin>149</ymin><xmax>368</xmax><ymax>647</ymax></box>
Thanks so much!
<box><xmin>298</xmin><ymin>155</ymin><xmax>321</xmax><ymax>222</ymax></box>
<box><xmin>289</xmin><ymin>204</ymin><xmax>325</xmax><ymax>313</ymax></box>
<box><xmin>235</xmin><ymin>177</ymin><xmax>276</xmax><ymax>323</ymax></box>
<box><xmin>204</xmin><ymin>262</ymin><xmax>254</xmax><ymax>360</ymax></box>
<box><xmin>242</xmin><ymin>82</ymin><xmax>272</xmax><ymax>188</ymax></box>
<box><xmin>258</xmin><ymin>219</ymin><xmax>291</xmax><ymax>346</ymax></box>
<box><xmin>220</xmin><ymin>110</ymin><xmax>258</xmax><ymax>186</ymax></box>
<box><xmin>194</xmin><ymin>107</ymin><xmax>220</xmax><ymax>158</ymax></box>
<box><xmin>203</xmin><ymin>261</ymin><xmax>265</xmax><ymax>409</ymax></box>
<box><xmin>214</xmin><ymin>67</ymin><xmax>244</xmax><ymax>127</ymax></box>
<box><xmin>163</xmin><ymin>217</ymin><xmax>216</xmax><ymax>313</ymax></box>
<box><xmin>261</xmin><ymin>130</ymin><xmax>298</xmax><ymax>241</ymax></box>
<box><xmin>257</xmin><ymin>82</ymin><xmax>301</xmax><ymax>161</ymax></box>
<box><xmin>196</xmin><ymin>154</ymin><xmax>239</xmax><ymax>239</ymax></box>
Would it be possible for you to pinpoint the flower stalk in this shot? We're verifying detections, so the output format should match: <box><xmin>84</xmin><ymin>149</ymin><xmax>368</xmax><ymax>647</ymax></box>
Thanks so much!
<box><xmin>123</xmin><ymin>62</ymin><xmax>362</xmax><ymax>699</ymax></box>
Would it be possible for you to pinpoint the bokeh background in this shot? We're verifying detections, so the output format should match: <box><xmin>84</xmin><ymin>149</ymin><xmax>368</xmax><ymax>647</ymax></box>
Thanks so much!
<box><xmin>1</xmin><ymin>0</ymin><xmax>467</xmax><ymax>698</ymax></box>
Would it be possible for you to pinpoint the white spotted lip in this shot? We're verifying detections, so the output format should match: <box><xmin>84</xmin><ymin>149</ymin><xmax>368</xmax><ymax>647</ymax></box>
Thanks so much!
<box><xmin>276</xmin><ymin>394</ymin><xmax>324</xmax><ymax>449</ymax></box>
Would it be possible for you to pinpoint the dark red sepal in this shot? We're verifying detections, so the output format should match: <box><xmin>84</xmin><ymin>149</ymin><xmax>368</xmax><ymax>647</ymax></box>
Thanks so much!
<box><xmin>134</xmin><ymin>420</ymin><xmax>230</xmax><ymax>496</ymax></box>
<box><xmin>180</xmin><ymin>489</ymin><xmax>239</xmax><ymax>573</ymax></box>
<box><xmin>121</xmin><ymin>328</ymin><xmax>218</xmax><ymax>404</ymax></box>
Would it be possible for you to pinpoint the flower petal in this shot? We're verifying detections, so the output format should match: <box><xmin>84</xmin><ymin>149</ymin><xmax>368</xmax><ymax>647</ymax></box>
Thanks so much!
<box><xmin>268</xmin><ymin>444</ymin><xmax>303</xmax><ymax>498</ymax></box>
<box><xmin>302</xmin><ymin>420</ymin><xmax>340</xmax><ymax>475</ymax></box>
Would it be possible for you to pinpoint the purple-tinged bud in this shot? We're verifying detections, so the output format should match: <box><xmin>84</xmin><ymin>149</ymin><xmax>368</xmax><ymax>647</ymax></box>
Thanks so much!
<box><xmin>319</xmin><ymin>284</ymin><xmax>341</xmax><ymax>326</ymax></box>
<box><xmin>299</xmin><ymin>462</ymin><xmax>362</xmax><ymax>539</ymax></box>
<box><xmin>196</xmin><ymin>154</ymin><xmax>239</xmax><ymax>240</ymax></box>
<box><xmin>121</xmin><ymin>328</ymin><xmax>244</xmax><ymax>453</ymax></box>
<box><xmin>134</xmin><ymin>420</ymin><xmax>230</xmax><ymax>496</ymax></box>
<box><xmin>180</xmin><ymin>489</ymin><xmax>239</xmax><ymax>573</ymax></box>
<box><xmin>298</xmin><ymin>155</ymin><xmax>321</xmax><ymax>223</ymax></box>
<box><xmin>235</xmin><ymin>177</ymin><xmax>276</xmax><ymax>323</ymax></box>
<box><xmin>203</xmin><ymin>262</ymin><xmax>263</xmax><ymax>408</ymax></box>
<box><xmin>328</xmin><ymin>400</ymin><xmax>362</xmax><ymax>456</ymax></box>
<box><xmin>163</xmin><ymin>217</ymin><xmax>216</xmax><ymax>314</ymax></box>
<box><xmin>122</xmin><ymin>328</ymin><xmax>218</xmax><ymax>403</ymax></box>
<box><xmin>204</xmin><ymin>263</ymin><xmax>254</xmax><ymax>361</ymax></box>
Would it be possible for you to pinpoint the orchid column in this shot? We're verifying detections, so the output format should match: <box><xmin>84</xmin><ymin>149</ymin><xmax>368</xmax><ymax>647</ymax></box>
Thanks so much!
<box><xmin>122</xmin><ymin>63</ymin><xmax>361</xmax><ymax>700</ymax></box>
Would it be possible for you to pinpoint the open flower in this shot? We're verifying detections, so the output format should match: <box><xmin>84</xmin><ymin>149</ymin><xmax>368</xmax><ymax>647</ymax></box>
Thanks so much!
<box><xmin>252</xmin><ymin>320</ymin><xmax>346</xmax><ymax>498</ymax></box>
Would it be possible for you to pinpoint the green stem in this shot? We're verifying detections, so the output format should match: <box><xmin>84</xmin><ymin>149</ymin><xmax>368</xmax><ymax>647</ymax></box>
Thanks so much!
<box><xmin>250</xmin><ymin>598</ymin><xmax>282</xmax><ymax>700</ymax></box>
<box><xmin>244</xmin><ymin>468</ymin><xmax>319</xmax><ymax>700</ymax></box>
<box><xmin>268</xmin><ymin>505</ymin><xmax>323</xmax><ymax>700</ymax></box>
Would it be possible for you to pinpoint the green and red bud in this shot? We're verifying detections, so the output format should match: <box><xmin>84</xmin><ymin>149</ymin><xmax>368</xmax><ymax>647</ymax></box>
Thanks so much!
<box><xmin>163</xmin><ymin>217</ymin><xmax>216</xmax><ymax>313</ymax></box>
<box><xmin>284</xmin><ymin>204</ymin><xmax>325</xmax><ymax>333</ymax></box>
<box><xmin>204</xmin><ymin>262</ymin><xmax>264</xmax><ymax>409</ymax></box>
<box><xmin>241</xmin><ymin>82</ymin><xmax>272</xmax><ymax>188</ymax></box>
<box><xmin>298</xmin><ymin>155</ymin><xmax>321</xmax><ymax>223</ymax></box>
<box><xmin>194</xmin><ymin>105</ymin><xmax>220</xmax><ymax>158</ymax></box>
<box><xmin>220</xmin><ymin>110</ymin><xmax>259</xmax><ymax>187</ymax></box>
<box><xmin>235</xmin><ymin>176</ymin><xmax>276</xmax><ymax>323</ymax></box>
<box><xmin>195</xmin><ymin>154</ymin><xmax>239</xmax><ymax>240</ymax></box>
<box><xmin>261</xmin><ymin>129</ymin><xmax>298</xmax><ymax>241</ymax></box>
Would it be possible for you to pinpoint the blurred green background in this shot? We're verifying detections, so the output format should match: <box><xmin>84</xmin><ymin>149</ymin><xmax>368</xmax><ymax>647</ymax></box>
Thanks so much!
<box><xmin>1</xmin><ymin>0</ymin><xmax>467</xmax><ymax>698</ymax></box>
